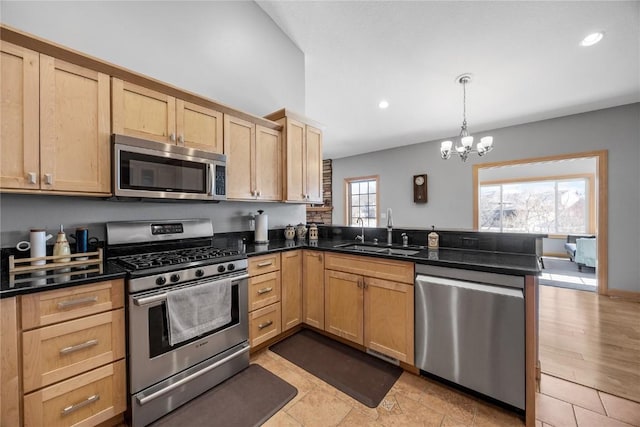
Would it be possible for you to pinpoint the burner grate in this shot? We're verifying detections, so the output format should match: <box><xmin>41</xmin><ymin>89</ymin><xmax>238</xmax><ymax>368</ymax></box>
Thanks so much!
<box><xmin>114</xmin><ymin>246</ymin><xmax>240</xmax><ymax>271</ymax></box>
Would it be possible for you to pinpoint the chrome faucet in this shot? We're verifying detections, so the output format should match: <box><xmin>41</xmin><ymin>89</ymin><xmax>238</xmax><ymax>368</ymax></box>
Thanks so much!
<box><xmin>387</xmin><ymin>208</ymin><xmax>393</xmax><ymax>246</ymax></box>
<box><xmin>355</xmin><ymin>217</ymin><xmax>365</xmax><ymax>242</ymax></box>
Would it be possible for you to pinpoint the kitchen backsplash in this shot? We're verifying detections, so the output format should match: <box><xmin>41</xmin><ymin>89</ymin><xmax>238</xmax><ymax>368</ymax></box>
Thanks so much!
<box><xmin>0</xmin><ymin>194</ymin><xmax>306</xmax><ymax>248</ymax></box>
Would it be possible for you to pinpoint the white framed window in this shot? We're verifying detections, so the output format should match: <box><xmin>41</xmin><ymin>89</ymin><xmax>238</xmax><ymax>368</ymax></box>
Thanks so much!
<box><xmin>479</xmin><ymin>176</ymin><xmax>593</xmax><ymax>234</ymax></box>
<box><xmin>345</xmin><ymin>176</ymin><xmax>379</xmax><ymax>227</ymax></box>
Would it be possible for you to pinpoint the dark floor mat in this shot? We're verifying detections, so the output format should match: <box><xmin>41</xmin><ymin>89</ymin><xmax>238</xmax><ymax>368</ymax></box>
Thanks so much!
<box><xmin>269</xmin><ymin>329</ymin><xmax>402</xmax><ymax>408</ymax></box>
<box><xmin>150</xmin><ymin>364</ymin><xmax>297</xmax><ymax>427</ymax></box>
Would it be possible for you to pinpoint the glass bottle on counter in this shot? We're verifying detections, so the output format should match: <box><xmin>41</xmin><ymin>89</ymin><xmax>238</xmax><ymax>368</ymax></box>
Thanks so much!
<box><xmin>428</xmin><ymin>225</ymin><xmax>439</xmax><ymax>249</ymax></box>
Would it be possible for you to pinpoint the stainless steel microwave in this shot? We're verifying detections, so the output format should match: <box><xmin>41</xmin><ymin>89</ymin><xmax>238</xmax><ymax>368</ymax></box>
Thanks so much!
<box><xmin>112</xmin><ymin>134</ymin><xmax>226</xmax><ymax>201</ymax></box>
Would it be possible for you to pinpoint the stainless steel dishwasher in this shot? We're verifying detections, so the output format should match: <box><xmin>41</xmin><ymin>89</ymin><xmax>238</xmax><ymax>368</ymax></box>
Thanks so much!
<box><xmin>415</xmin><ymin>265</ymin><xmax>525</xmax><ymax>410</ymax></box>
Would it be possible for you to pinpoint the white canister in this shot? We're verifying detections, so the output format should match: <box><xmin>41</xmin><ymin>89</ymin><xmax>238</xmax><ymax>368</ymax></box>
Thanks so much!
<box><xmin>15</xmin><ymin>229</ymin><xmax>54</xmax><ymax>265</ymax></box>
<box><xmin>254</xmin><ymin>210</ymin><xmax>269</xmax><ymax>244</ymax></box>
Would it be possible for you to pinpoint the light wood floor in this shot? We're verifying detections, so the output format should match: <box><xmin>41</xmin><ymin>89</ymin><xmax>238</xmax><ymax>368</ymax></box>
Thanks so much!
<box><xmin>539</xmin><ymin>285</ymin><xmax>640</xmax><ymax>403</ymax></box>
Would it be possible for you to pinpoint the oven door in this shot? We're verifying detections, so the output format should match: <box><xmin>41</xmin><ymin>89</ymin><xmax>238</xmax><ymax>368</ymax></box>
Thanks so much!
<box><xmin>113</xmin><ymin>134</ymin><xmax>226</xmax><ymax>201</ymax></box>
<box><xmin>128</xmin><ymin>272</ymin><xmax>248</xmax><ymax>394</ymax></box>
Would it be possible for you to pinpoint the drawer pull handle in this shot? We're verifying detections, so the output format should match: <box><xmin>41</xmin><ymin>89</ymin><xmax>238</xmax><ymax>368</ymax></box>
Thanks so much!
<box><xmin>57</xmin><ymin>296</ymin><xmax>98</xmax><ymax>309</ymax></box>
<box><xmin>257</xmin><ymin>261</ymin><xmax>273</xmax><ymax>267</ymax></box>
<box><xmin>59</xmin><ymin>339</ymin><xmax>98</xmax><ymax>355</ymax></box>
<box><xmin>257</xmin><ymin>287</ymin><xmax>273</xmax><ymax>295</ymax></box>
<box><xmin>258</xmin><ymin>320</ymin><xmax>273</xmax><ymax>330</ymax></box>
<box><xmin>61</xmin><ymin>394</ymin><xmax>100</xmax><ymax>416</ymax></box>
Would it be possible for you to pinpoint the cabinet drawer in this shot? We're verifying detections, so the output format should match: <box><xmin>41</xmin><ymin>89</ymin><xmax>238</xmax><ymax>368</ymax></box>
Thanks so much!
<box><xmin>248</xmin><ymin>253</ymin><xmax>281</xmax><ymax>276</ymax></box>
<box><xmin>22</xmin><ymin>309</ymin><xmax>125</xmax><ymax>393</ymax></box>
<box><xmin>249</xmin><ymin>303</ymin><xmax>281</xmax><ymax>347</ymax></box>
<box><xmin>324</xmin><ymin>253</ymin><xmax>414</xmax><ymax>284</ymax></box>
<box><xmin>249</xmin><ymin>271</ymin><xmax>281</xmax><ymax>312</ymax></box>
<box><xmin>24</xmin><ymin>359</ymin><xmax>126</xmax><ymax>427</ymax></box>
<box><xmin>21</xmin><ymin>279</ymin><xmax>124</xmax><ymax>330</ymax></box>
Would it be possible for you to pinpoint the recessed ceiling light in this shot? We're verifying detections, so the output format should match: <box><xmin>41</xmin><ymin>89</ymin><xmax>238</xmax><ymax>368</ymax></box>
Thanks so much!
<box><xmin>378</xmin><ymin>100</ymin><xmax>389</xmax><ymax>109</ymax></box>
<box><xmin>580</xmin><ymin>32</ymin><xmax>604</xmax><ymax>47</ymax></box>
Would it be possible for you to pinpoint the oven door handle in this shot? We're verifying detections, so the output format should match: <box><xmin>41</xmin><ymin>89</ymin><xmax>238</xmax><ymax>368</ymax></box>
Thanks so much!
<box><xmin>132</xmin><ymin>273</ymin><xmax>249</xmax><ymax>306</ymax></box>
<box><xmin>135</xmin><ymin>344</ymin><xmax>250</xmax><ymax>406</ymax></box>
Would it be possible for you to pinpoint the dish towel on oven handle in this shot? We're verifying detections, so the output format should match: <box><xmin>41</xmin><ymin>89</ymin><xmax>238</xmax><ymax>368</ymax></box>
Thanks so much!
<box><xmin>166</xmin><ymin>278</ymin><xmax>232</xmax><ymax>346</ymax></box>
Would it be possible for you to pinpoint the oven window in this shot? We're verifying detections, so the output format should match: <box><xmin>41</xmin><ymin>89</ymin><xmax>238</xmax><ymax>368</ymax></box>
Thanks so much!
<box><xmin>120</xmin><ymin>151</ymin><xmax>207</xmax><ymax>193</ymax></box>
<box><xmin>147</xmin><ymin>283</ymin><xmax>240</xmax><ymax>358</ymax></box>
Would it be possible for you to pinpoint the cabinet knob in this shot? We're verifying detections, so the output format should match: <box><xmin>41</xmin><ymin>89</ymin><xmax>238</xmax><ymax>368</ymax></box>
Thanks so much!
<box><xmin>177</xmin><ymin>135</ymin><xmax>184</xmax><ymax>145</ymax></box>
<box><xmin>27</xmin><ymin>172</ymin><xmax>37</xmax><ymax>184</ymax></box>
<box><xmin>256</xmin><ymin>190</ymin><xmax>261</xmax><ymax>197</ymax></box>
<box><xmin>251</xmin><ymin>190</ymin><xmax>256</xmax><ymax>197</ymax></box>
<box><xmin>169</xmin><ymin>133</ymin><xmax>176</xmax><ymax>143</ymax></box>
<box><xmin>44</xmin><ymin>173</ymin><xmax>53</xmax><ymax>185</ymax></box>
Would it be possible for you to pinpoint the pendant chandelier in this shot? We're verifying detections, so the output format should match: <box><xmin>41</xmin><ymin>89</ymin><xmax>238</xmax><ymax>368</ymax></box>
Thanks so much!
<box><xmin>440</xmin><ymin>74</ymin><xmax>494</xmax><ymax>162</ymax></box>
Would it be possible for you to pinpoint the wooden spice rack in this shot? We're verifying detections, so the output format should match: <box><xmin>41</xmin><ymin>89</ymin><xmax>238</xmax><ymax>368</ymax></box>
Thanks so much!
<box><xmin>9</xmin><ymin>248</ymin><xmax>103</xmax><ymax>275</ymax></box>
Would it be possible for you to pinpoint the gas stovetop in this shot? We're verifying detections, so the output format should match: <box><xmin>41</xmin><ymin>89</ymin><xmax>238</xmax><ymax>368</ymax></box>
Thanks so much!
<box><xmin>113</xmin><ymin>247</ymin><xmax>242</xmax><ymax>271</ymax></box>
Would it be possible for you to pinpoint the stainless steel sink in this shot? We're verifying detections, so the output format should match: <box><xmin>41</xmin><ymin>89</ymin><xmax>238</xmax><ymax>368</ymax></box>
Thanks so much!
<box><xmin>333</xmin><ymin>243</ymin><xmax>420</xmax><ymax>256</ymax></box>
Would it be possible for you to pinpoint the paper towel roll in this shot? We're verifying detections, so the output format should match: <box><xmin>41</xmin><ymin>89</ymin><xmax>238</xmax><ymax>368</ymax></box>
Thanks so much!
<box><xmin>255</xmin><ymin>212</ymin><xmax>268</xmax><ymax>244</ymax></box>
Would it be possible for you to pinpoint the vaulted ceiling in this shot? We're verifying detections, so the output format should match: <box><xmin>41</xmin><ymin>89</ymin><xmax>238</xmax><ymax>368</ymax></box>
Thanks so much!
<box><xmin>257</xmin><ymin>1</ymin><xmax>640</xmax><ymax>159</ymax></box>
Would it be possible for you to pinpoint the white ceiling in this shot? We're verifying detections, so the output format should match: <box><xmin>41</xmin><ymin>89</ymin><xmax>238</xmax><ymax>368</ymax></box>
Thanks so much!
<box><xmin>256</xmin><ymin>1</ymin><xmax>640</xmax><ymax>159</ymax></box>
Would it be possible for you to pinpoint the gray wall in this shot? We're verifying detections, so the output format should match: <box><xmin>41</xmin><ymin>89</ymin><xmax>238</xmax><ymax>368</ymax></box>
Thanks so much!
<box><xmin>0</xmin><ymin>195</ymin><xmax>305</xmax><ymax>245</ymax></box>
<box><xmin>0</xmin><ymin>1</ymin><xmax>308</xmax><ymax>245</ymax></box>
<box><xmin>333</xmin><ymin>103</ymin><xmax>640</xmax><ymax>292</ymax></box>
<box><xmin>1</xmin><ymin>0</ymin><xmax>305</xmax><ymax>116</ymax></box>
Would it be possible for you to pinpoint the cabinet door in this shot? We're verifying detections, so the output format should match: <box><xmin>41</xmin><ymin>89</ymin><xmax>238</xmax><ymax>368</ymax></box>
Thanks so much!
<box><xmin>112</xmin><ymin>78</ymin><xmax>176</xmax><ymax>144</ymax></box>
<box><xmin>284</xmin><ymin>118</ymin><xmax>306</xmax><ymax>202</ymax></box>
<box><xmin>1</xmin><ymin>298</ymin><xmax>20</xmax><ymax>427</ymax></box>
<box><xmin>40</xmin><ymin>56</ymin><xmax>110</xmax><ymax>193</ymax></box>
<box><xmin>281</xmin><ymin>250</ymin><xmax>302</xmax><ymax>331</ymax></box>
<box><xmin>255</xmin><ymin>125</ymin><xmax>282</xmax><ymax>201</ymax></box>
<box><xmin>364</xmin><ymin>277</ymin><xmax>414</xmax><ymax>364</ymax></box>
<box><xmin>177</xmin><ymin>100</ymin><xmax>223</xmax><ymax>153</ymax></box>
<box><xmin>223</xmin><ymin>114</ymin><xmax>255</xmax><ymax>200</ymax></box>
<box><xmin>305</xmin><ymin>125</ymin><xmax>323</xmax><ymax>203</ymax></box>
<box><xmin>302</xmin><ymin>251</ymin><xmax>324</xmax><ymax>329</ymax></box>
<box><xmin>324</xmin><ymin>269</ymin><xmax>363</xmax><ymax>345</ymax></box>
<box><xmin>0</xmin><ymin>42</ymin><xmax>39</xmax><ymax>190</ymax></box>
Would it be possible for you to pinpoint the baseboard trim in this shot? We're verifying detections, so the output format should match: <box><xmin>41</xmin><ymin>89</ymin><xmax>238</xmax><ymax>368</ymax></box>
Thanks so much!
<box><xmin>606</xmin><ymin>289</ymin><xmax>640</xmax><ymax>301</ymax></box>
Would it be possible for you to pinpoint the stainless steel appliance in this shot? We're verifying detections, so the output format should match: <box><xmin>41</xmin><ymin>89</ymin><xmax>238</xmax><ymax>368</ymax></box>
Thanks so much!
<box><xmin>414</xmin><ymin>264</ymin><xmax>525</xmax><ymax>410</ymax></box>
<box><xmin>107</xmin><ymin>219</ymin><xmax>248</xmax><ymax>426</ymax></box>
<box><xmin>112</xmin><ymin>134</ymin><xmax>226</xmax><ymax>201</ymax></box>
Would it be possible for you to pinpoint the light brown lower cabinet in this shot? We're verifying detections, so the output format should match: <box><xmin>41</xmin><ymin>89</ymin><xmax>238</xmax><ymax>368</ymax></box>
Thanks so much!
<box><xmin>23</xmin><ymin>360</ymin><xmax>126</xmax><ymax>427</ymax></box>
<box><xmin>2</xmin><ymin>279</ymin><xmax>126</xmax><ymax>427</ymax></box>
<box><xmin>248</xmin><ymin>253</ymin><xmax>282</xmax><ymax>347</ymax></box>
<box><xmin>302</xmin><ymin>250</ymin><xmax>325</xmax><ymax>329</ymax></box>
<box><xmin>323</xmin><ymin>253</ymin><xmax>415</xmax><ymax>364</ymax></box>
<box><xmin>281</xmin><ymin>250</ymin><xmax>302</xmax><ymax>331</ymax></box>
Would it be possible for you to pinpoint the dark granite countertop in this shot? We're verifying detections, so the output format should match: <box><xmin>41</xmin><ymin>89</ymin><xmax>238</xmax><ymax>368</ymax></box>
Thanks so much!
<box><xmin>245</xmin><ymin>238</ymin><xmax>541</xmax><ymax>277</ymax></box>
<box><xmin>1</xmin><ymin>235</ymin><xmax>540</xmax><ymax>299</ymax></box>
<box><xmin>0</xmin><ymin>260</ymin><xmax>127</xmax><ymax>299</ymax></box>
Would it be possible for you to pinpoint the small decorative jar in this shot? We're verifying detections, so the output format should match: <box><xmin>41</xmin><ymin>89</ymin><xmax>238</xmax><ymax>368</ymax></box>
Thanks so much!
<box><xmin>427</xmin><ymin>225</ymin><xmax>439</xmax><ymax>249</ymax></box>
<box><xmin>284</xmin><ymin>224</ymin><xmax>296</xmax><ymax>240</ymax></box>
<box><xmin>296</xmin><ymin>223</ymin><xmax>307</xmax><ymax>240</ymax></box>
<box><xmin>309</xmin><ymin>223</ymin><xmax>318</xmax><ymax>241</ymax></box>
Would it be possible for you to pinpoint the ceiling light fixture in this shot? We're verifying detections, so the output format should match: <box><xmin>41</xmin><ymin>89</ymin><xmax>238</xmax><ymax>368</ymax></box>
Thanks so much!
<box><xmin>440</xmin><ymin>74</ymin><xmax>493</xmax><ymax>162</ymax></box>
<box><xmin>580</xmin><ymin>32</ymin><xmax>604</xmax><ymax>47</ymax></box>
<box><xmin>378</xmin><ymin>100</ymin><xmax>389</xmax><ymax>109</ymax></box>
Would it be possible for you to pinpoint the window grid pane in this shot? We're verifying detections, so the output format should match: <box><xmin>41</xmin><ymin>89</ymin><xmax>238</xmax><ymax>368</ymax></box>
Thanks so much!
<box><xmin>347</xmin><ymin>178</ymin><xmax>378</xmax><ymax>227</ymax></box>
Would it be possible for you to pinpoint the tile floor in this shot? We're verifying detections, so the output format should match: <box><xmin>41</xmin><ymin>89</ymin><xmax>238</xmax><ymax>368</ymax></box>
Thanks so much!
<box><xmin>251</xmin><ymin>349</ymin><xmax>640</xmax><ymax>427</ymax></box>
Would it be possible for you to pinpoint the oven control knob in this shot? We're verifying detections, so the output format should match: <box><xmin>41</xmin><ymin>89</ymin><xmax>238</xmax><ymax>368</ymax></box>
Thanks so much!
<box><xmin>217</xmin><ymin>265</ymin><xmax>226</xmax><ymax>273</ymax></box>
<box><xmin>170</xmin><ymin>274</ymin><xmax>180</xmax><ymax>283</ymax></box>
<box><xmin>195</xmin><ymin>269</ymin><xmax>204</xmax><ymax>278</ymax></box>
<box><xmin>227</xmin><ymin>263</ymin><xmax>235</xmax><ymax>271</ymax></box>
<box><xmin>156</xmin><ymin>276</ymin><xmax>167</xmax><ymax>286</ymax></box>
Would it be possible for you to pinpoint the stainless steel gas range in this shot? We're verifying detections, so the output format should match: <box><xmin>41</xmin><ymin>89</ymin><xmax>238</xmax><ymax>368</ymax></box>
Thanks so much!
<box><xmin>106</xmin><ymin>219</ymin><xmax>249</xmax><ymax>427</ymax></box>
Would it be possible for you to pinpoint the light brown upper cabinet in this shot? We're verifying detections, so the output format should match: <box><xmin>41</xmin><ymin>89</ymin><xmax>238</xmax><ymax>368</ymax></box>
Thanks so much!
<box><xmin>264</xmin><ymin>109</ymin><xmax>323</xmax><ymax>203</ymax></box>
<box><xmin>1</xmin><ymin>42</ymin><xmax>110</xmax><ymax>194</ymax></box>
<box><xmin>223</xmin><ymin>114</ymin><xmax>282</xmax><ymax>201</ymax></box>
<box><xmin>112</xmin><ymin>79</ymin><xmax>223</xmax><ymax>153</ymax></box>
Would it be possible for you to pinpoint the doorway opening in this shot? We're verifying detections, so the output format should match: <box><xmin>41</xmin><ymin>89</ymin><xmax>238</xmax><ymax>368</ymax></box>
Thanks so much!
<box><xmin>472</xmin><ymin>150</ymin><xmax>608</xmax><ymax>294</ymax></box>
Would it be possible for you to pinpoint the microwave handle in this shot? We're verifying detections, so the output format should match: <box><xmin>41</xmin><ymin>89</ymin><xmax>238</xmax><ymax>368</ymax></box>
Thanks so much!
<box><xmin>207</xmin><ymin>163</ymin><xmax>214</xmax><ymax>196</ymax></box>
